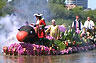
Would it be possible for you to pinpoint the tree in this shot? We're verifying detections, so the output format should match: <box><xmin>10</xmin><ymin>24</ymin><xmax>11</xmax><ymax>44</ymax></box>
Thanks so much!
<box><xmin>93</xmin><ymin>10</ymin><xmax>96</xmax><ymax>21</ymax></box>
<box><xmin>71</xmin><ymin>6</ymin><xmax>83</xmax><ymax>17</ymax></box>
<box><xmin>48</xmin><ymin>0</ymin><xmax>96</xmax><ymax>25</ymax></box>
<box><xmin>49</xmin><ymin>0</ymin><xmax>65</xmax><ymax>5</ymax></box>
<box><xmin>48</xmin><ymin>0</ymin><xmax>67</xmax><ymax>19</ymax></box>
<box><xmin>0</xmin><ymin>0</ymin><xmax>6</xmax><ymax>9</ymax></box>
<box><xmin>0</xmin><ymin>0</ymin><xmax>6</xmax><ymax>16</ymax></box>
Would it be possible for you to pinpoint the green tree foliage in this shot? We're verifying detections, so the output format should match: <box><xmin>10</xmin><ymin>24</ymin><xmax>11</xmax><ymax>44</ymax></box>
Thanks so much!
<box><xmin>48</xmin><ymin>0</ymin><xmax>96</xmax><ymax>25</ymax></box>
<box><xmin>0</xmin><ymin>0</ymin><xmax>14</xmax><ymax>16</ymax></box>
<box><xmin>47</xmin><ymin>18</ymin><xmax>72</xmax><ymax>26</ymax></box>
<box><xmin>0</xmin><ymin>0</ymin><xmax>6</xmax><ymax>9</ymax></box>
<box><xmin>0</xmin><ymin>0</ymin><xmax>6</xmax><ymax>16</ymax></box>
<box><xmin>49</xmin><ymin>3</ymin><xmax>66</xmax><ymax>18</ymax></box>
<box><xmin>71</xmin><ymin>6</ymin><xmax>83</xmax><ymax>17</ymax></box>
<box><xmin>93</xmin><ymin>10</ymin><xmax>96</xmax><ymax>24</ymax></box>
<box><xmin>49</xmin><ymin>0</ymin><xmax>65</xmax><ymax>4</ymax></box>
<box><xmin>2</xmin><ymin>4</ymin><xmax>14</xmax><ymax>15</ymax></box>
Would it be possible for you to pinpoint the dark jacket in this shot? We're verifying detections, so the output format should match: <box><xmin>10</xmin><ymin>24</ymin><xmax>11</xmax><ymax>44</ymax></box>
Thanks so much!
<box><xmin>74</xmin><ymin>20</ymin><xmax>81</xmax><ymax>30</ymax></box>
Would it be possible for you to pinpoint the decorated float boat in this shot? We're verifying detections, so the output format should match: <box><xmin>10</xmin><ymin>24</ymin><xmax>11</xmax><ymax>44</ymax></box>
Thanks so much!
<box><xmin>3</xmin><ymin>25</ymin><xmax>96</xmax><ymax>56</ymax></box>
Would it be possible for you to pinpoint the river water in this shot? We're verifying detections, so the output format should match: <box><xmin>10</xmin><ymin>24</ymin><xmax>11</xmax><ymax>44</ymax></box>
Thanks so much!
<box><xmin>0</xmin><ymin>50</ymin><xmax>96</xmax><ymax>63</ymax></box>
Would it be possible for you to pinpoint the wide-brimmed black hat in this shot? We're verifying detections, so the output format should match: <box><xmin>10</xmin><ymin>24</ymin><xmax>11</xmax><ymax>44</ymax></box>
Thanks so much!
<box><xmin>34</xmin><ymin>13</ymin><xmax>43</xmax><ymax>17</ymax></box>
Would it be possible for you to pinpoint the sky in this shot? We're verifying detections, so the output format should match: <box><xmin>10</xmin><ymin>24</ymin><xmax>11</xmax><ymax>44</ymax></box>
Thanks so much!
<box><xmin>88</xmin><ymin>0</ymin><xmax>96</xmax><ymax>10</ymax></box>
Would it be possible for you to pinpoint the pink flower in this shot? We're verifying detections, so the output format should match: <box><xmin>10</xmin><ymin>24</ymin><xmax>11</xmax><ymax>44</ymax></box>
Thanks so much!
<box><xmin>76</xmin><ymin>29</ymin><xmax>80</xmax><ymax>34</ymax></box>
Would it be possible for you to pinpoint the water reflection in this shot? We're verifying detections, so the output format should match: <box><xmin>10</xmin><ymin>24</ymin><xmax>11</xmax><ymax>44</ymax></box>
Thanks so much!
<box><xmin>1</xmin><ymin>55</ymin><xmax>53</xmax><ymax>63</ymax></box>
<box><xmin>1</xmin><ymin>50</ymin><xmax>96</xmax><ymax>63</ymax></box>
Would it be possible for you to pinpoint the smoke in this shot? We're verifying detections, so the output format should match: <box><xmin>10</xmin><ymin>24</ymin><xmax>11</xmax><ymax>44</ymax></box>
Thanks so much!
<box><xmin>0</xmin><ymin>14</ymin><xmax>22</xmax><ymax>52</ymax></box>
<box><xmin>12</xmin><ymin>0</ymin><xmax>51</xmax><ymax>23</ymax></box>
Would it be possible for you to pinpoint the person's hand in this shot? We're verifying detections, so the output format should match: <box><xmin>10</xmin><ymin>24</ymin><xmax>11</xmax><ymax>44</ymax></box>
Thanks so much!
<box><xmin>56</xmin><ymin>37</ymin><xmax>59</xmax><ymax>40</ymax></box>
<box><xmin>39</xmin><ymin>25</ymin><xmax>42</xmax><ymax>27</ymax></box>
<box><xmin>45</xmin><ymin>33</ymin><xmax>47</xmax><ymax>36</ymax></box>
<box><xmin>31</xmin><ymin>23</ymin><xmax>34</xmax><ymax>26</ymax></box>
<box><xmin>39</xmin><ymin>25</ymin><xmax>43</xmax><ymax>29</ymax></box>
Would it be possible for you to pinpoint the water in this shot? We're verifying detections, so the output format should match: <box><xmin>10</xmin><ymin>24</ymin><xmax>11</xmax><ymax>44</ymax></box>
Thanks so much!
<box><xmin>0</xmin><ymin>50</ymin><xmax>96</xmax><ymax>63</ymax></box>
<box><xmin>0</xmin><ymin>0</ymin><xmax>96</xmax><ymax>63</ymax></box>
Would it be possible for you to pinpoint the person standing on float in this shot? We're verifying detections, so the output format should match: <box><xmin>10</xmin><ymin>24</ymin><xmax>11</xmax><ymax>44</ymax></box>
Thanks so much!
<box><xmin>45</xmin><ymin>19</ymin><xmax>60</xmax><ymax>40</ymax></box>
<box><xmin>84</xmin><ymin>17</ymin><xmax>95</xmax><ymax>30</ymax></box>
<box><xmin>72</xmin><ymin>16</ymin><xmax>83</xmax><ymax>33</ymax></box>
<box><xmin>34</xmin><ymin>14</ymin><xmax>46</xmax><ymax>45</ymax></box>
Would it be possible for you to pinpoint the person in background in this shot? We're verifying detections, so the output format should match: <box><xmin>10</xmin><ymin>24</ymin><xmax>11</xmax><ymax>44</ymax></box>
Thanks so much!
<box><xmin>72</xmin><ymin>16</ymin><xmax>83</xmax><ymax>32</ymax></box>
<box><xmin>45</xmin><ymin>19</ymin><xmax>60</xmax><ymax>40</ymax></box>
<box><xmin>84</xmin><ymin>17</ymin><xmax>95</xmax><ymax>30</ymax></box>
<box><xmin>25</xmin><ymin>21</ymin><xmax>29</xmax><ymax>26</ymax></box>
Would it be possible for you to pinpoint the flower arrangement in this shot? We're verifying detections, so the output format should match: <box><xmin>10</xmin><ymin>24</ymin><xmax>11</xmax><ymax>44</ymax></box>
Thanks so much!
<box><xmin>3</xmin><ymin>26</ymin><xmax>96</xmax><ymax>56</ymax></box>
<box><xmin>3</xmin><ymin>43</ymin><xmax>96</xmax><ymax>56</ymax></box>
<box><xmin>3</xmin><ymin>43</ymin><xmax>57</xmax><ymax>56</ymax></box>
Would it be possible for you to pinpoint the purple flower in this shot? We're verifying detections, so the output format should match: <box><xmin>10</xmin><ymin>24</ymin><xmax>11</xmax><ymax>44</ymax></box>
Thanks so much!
<box><xmin>59</xmin><ymin>25</ymin><xmax>66</xmax><ymax>32</ymax></box>
<box><xmin>46</xmin><ymin>35</ymin><xmax>55</xmax><ymax>40</ymax></box>
<box><xmin>5</xmin><ymin>43</ymin><xmax>56</xmax><ymax>55</ymax></box>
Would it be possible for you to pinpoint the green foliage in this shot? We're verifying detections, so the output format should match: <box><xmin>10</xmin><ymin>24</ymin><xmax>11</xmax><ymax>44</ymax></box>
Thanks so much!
<box><xmin>46</xmin><ymin>18</ymin><xmax>72</xmax><ymax>26</ymax></box>
<box><xmin>72</xmin><ymin>32</ymin><xmax>81</xmax><ymax>42</ymax></box>
<box><xmin>0</xmin><ymin>0</ymin><xmax>6</xmax><ymax>16</ymax></box>
<box><xmin>54</xmin><ymin>40</ymin><xmax>66</xmax><ymax>50</ymax></box>
<box><xmin>48</xmin><ymin>1</ymin><xmax>96</xmax><ymax>26</ymax></box>
<box><xmin>0</xmin><ymin>0</ymin><xmax>14</xmax><ymax>16</ymax></box>
<box><xmin>2</xmin><ymin>4</ymin><xmax>14</xmax><ymax>15</ymax></box>
<box><xmin>93</xmin><ymin>10</ymin><xmax>96</xmax><ymax>20</ymax></box>
<box><xmin>62</xmin><ymin>27</ymin><xmax>75</xmax><ymax>41</ymax></box>
<box><xmin>49</xmin><ymin>0</ymin><xmax>65</xmax><ymax>5</ymax></box>
<box><xmin>0</xmin><ymin>0</ymin><xmax>6</xmax><ymax>9</ymax></box>
<box><xmin>71</xmin><ymin>6</ymin><xmax>83</xmax><ymax>17</ymax></box>
<box><xmin>48</xmin><ymin>3</ymin><xmax>66</xmax><ymax>18</ymax></box>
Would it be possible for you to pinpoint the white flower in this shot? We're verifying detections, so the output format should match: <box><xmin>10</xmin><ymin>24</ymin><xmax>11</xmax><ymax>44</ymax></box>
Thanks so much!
<box><xmin>68</xmin><ymin>30</ymin><xmax>70</xmax><ymax>32</ymax></box>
